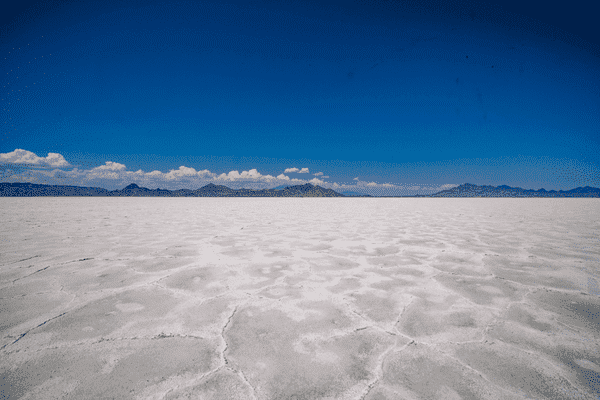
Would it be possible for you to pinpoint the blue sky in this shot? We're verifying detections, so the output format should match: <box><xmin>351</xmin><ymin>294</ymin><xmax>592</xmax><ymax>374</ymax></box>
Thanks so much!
<box><xmin>2</xmin><ymin>0</ymin><xmax>599</xmax><ymax>195</ymax></box>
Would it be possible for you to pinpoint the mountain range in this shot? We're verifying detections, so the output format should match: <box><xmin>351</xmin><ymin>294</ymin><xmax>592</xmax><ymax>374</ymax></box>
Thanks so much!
<box><xmin>417</xmin><ymin>183</ymin><xmax>600</xmax><ymax>198</ymax></box>
<box><xmin>0</xmin><ymin>182</ymin><xmax>346</xmax><ymax>197</ymax></box>
<box><xmin>0</xmin><ymin>182</ymin><xmax>598</xmax><ymax>197</ymax></box>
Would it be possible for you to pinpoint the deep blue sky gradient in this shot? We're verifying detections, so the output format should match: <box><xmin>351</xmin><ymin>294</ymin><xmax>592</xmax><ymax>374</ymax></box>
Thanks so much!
<box><xmin>2</xmin><ymin>0</ymin><xmax>599</xmax><ymax>194</ymax></box>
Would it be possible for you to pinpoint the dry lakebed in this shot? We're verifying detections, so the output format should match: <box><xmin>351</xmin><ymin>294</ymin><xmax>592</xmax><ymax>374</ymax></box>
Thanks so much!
<box><xmin>1</xmin><ymin>198</ymin><xmax>599</xmax><ymax>399</ymax></box>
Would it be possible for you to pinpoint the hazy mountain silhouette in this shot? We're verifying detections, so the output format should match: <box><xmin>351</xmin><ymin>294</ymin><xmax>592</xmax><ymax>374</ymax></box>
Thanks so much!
<box><xmin>419</xmin><ymin>183</ymin><xmax>600</xmax><ymax>197</ymax></box>
<box><xmin>1</xmin><ymin>182</ymin><xmax>598</xmax><ymax>197</ymax></box>
<box><xmin>0</xmin><ymin>182</ymin><xmax>345</xmax><ymax>197</ymax></box>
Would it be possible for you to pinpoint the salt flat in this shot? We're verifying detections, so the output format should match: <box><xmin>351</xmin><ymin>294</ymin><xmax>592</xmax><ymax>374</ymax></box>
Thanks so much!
<box><xmin>1</xmin><ymin>198</ymin><xmax>599</xmax><ymax>399</ymax></box>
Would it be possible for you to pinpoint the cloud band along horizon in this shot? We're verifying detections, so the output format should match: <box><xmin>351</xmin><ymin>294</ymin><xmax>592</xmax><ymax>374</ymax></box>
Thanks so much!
<box><xmin>1</xmin><ymin>149</ymin><xmax>463</xmax><ymax>196</ymax></box>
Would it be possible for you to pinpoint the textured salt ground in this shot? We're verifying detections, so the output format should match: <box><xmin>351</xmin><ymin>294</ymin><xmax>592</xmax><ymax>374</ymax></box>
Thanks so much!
<box><xmin>1</xmin><ymin>198</ymin><xmax>599</xmax><ymax>400</ymax></box>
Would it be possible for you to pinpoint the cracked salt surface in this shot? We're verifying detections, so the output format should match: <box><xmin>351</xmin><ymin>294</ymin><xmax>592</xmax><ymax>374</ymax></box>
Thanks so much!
<box><xmin>1</xmin><ymin>197</ymin><xmax>599</xmax><ymax>399</ymax></box>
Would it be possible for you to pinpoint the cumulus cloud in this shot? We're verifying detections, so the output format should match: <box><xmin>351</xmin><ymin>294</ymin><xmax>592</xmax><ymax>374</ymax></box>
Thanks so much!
<box><xmin>0</xmin><ymin>149</ymin><xmax>460</xmax><ymax>195</ymax></box>
<box><xmin>84</xmin><ymin>161</ymin><xmax>129</xmax><ymax>180</ymax></box>
<box><xmin>164</xmin><ymin>166</ymin><xmax>206</xmax><ymax>180</ymax></box>
<box><xmin>92</xmin><ymin>161</ymin><xmax>127</xmax><ymax>171</ymax></box>
<box><xmin>364</xmin><ymin>182</ymin><xmax>397</xmax><ymax>188</ymax></box>
<box><xmin>215</xmin><ymin>169</ymin><xmax>277</xmax><ymax>182</ymax></box>
<box><xmin>353</xmin><ymin>177</ymin><xmax>359</xmax><ymax>180</ymax></box>
<box><xmin>284</xmin><ymin>167</ymin><xmax>309</xmax><ymax>173</ymax></box>
<box><xmin>0</xmin><ymin>149</ymin><xmax>71</xmax><ymax>168</ymax></box>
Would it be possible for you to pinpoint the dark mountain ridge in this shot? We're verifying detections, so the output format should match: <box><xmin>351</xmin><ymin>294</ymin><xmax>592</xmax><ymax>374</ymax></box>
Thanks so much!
<box><xmin>418</xmin><ymin>183</ymin><xmax>600</xmax><ymax>198</ymax></box>
<box><xmin>0</xmin><ymin>182</ymin><xmax>598</xmax><ymax>197</ymax></box>
<box><xmin>0</xmin><ymin>182</ymin><xmax>345</xmax><ymax>197</ymax></box>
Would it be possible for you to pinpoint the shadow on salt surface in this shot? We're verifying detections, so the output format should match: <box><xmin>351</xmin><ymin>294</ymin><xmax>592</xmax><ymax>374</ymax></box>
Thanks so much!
<box><xmin>363</xmin><ymin>245</ymin><xmax>402</xmax><ymax>257</ymax></box>
<box><xmin>224</xmin><ymin>304</ymin><xmax>400</xmax><ymax>400</ymax></box>
<box><xmin>261</xmin><ymin>248</ymin><xmax>294</xmax><ymax>258</ymax></box>
<box><xmin>1</xmin><ymin>335</ymin><xmax>220</xmax><ymax>400</ymax></box>
<box><xmin>255</xmin><ymin>284</ymin><xmax>304</xmax><ymax>300</ymax></box>
<box><xmin>377</xmin><ymin>342</ymin><xmax>524</xmax><ymax>400</ymax></box>
<box><xmin>290</xmin><ymin>241</ymin><xmax>333</xmax><ymax>252</ymax></box>
<box><xmin>366</xmin><ymin>253</ymin><xmax>426</xmax><ymax>269</ymax></box>
<box><xmin>434</xmin><ymin>273</ymin><xmax>529</xmax><ymax>308</ymax></box>
<box><xmin>527</xmin><ymin>289</ymin><xmax>600</xmax><ymax>337</ymax></box>
<box><xmin>125</xmin><ymin>255</ymin><xmax>198</xmax><ymax>273</ymax></box>
<box><xmin>165</xmin><ymin>367</ymin><xmax>256</xmax><ymax>400</ymax></box>
<box><xmin>234</xmin><ymin>261</ymin><xmax>303</xmax><ymax>291</ymax></box>
<box><xmin>27</xmin><ymin>285</ymin><xmax>180</xmax><ymax>345</ymax></box>
<box><xmin>397</xmin><ymin>295</ymin><xmax>496</xmax><ymax>343</ymax></box>
<box><xmin>319</xmin><ymin>276</ymin><xmax>363</xmax><ymax>294</ymax></box>
<box><xmin>348</xmin><ymin>290</ymin><xmax>403</xmax><ymax>324</ymax></box>
<box><xmin>430</xmin><ymin>252</ymin><xmax>490</xmax><ymax>277</ymax></box>
<box><xmin>589</xmin><ymin>277</ymin><xmax>600</xmax><ymax>296</ymax></box>
<box><xmin>220</xmin><ymin>246</ymin><xmax>255</xmax><ymax>258</ymax></box>
<box><xmin>488</xmin><ymin>303</ymin><xmax>600</xmax><ymax>397</ymax></box>
<box><xmin>485</xmin><ymin>256</ymin><xmax>587</xmax><ymax>292</ymax></box>
<box><xmin>452</xmin><ymin>340</ymin><xmax>593</xmax><ymax>399</ymax></box>
<box><xmin>153</xmin><ymin>245</ymin><xmax>200</xmax><ymax>258</ymax></box>
<box><xmin>59</xmin><ymin>262</ymin><xmax>147</xmax><ymax>293</ymax></box>
<box><xmin>0</xmin><ymin>276</ymin><xmax>62</xmax><ymax>299</ymax></box>
<box><xmin>310</xmin><ymin>256</ymin><xmax>360</xmax><ymax>272</ymax></box>
<box><xmin>0</xmin><ymin>290</ymin><xmax>72</xmax><ymax>338</ymax></box>
<box><xmin>161</xmin><ymin>264</ymin><xmax>232</xmax><ymax>297</ymax></box>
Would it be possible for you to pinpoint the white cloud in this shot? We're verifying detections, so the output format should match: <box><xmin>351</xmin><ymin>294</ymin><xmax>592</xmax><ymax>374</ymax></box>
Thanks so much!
<box><xmin>439</xmin><ymin>184</ymin><xmax>459</xmax><ymax>189</ymax></box>
<box><xmin>86</xmin><ymin>161</ymin><xmax>128</xmax><ymax>179</ymax></box>
<box><xmin>311</xmin><ymin>180</ymin><xmax>449</xmax><ymax>196</ymax></box>
<box><xmin>92</xmin><ymin>161</ymin><xmax>127</xmax><ymax>171</ymax></box>
<box><xmin>197</xmin><ymin>169</ymin><xmax>214</xmax><ymax>177</ymax></box>
<box><xmin>353</xmin><ymin>177</ymin><xmax>359</xmax><ymax>181</ymax></box>
<box><xmin>164</xmin><ymin>166</ymin><xmax>207</xmax><ymax>180</ymax></box>
<box><xmin>1</xmin><ymin>149</ymin><xmax>460</xmax><ymax>195</ymax></box>
<box><xmin>364</xmin><ymin>181</ymin><xmax>396</xmax><ymax>188</ymax></box>
<box><xmin>209</xmin><ymin>169</ymin><xmax>283</xmax><ymax>184</ymax></box>
<box><xmin>283</xmin><ymin>167</ymin><xmax>309</xmax><ymax>174</ymax></box>
<box><xmin>0</xmin><ymin>149</ymin><xmax>71</xmax><ymax>168</ymax></box>
<box><xmin>217</xmin><ymin>170</ymin><xmax>241</xmax><ymax>180</ymax></box>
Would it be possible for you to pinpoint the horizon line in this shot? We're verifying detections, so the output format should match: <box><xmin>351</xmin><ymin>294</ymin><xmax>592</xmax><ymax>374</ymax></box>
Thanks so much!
<box><xmin>2</xmin><ymin>181</ymin><xmax>599</xmax><ymax>198</ymax></box>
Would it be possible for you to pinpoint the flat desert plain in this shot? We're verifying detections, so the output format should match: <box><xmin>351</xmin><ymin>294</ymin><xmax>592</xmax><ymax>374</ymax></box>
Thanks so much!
<box><xmin>1</xmin><ymin>198</ymin><xmax>599</xmax><ymax>400</ymax></box>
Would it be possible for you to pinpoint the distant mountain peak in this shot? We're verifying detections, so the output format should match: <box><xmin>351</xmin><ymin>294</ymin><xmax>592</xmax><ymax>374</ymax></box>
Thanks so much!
<box><xmin>427</xmin><ymin>183</ymin><xmax>600</xmax><ymax>198</ymax></box>
<box><xmin>123</xmin><ymin>183</ymin><xmax>140</xmax><ymax>190</ymax></box>
<box><xmin>285</xmin><ymin>183</ymin><xmax>314</xmax><ymax>189</ymax></box>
